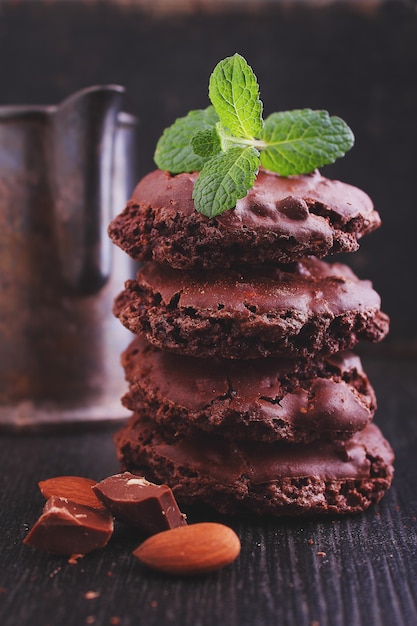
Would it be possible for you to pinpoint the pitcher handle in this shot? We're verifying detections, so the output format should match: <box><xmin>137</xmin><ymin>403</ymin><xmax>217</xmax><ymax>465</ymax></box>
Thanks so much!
<box><xmin>50</xmin><ymin>85</ymin><xmax>125</xmax><ymax>295</ymax></box>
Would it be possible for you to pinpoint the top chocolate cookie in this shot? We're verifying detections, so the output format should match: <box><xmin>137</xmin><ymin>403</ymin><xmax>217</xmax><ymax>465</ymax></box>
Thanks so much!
<box><xmin>108</xmin><ymin>169</ymin><xmax>380</xmax><ymax>269</ymax></box>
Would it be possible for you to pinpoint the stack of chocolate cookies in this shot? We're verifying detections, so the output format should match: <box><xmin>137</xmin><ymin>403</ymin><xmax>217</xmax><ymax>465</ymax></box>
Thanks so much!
<box><xmin>108</xmin><ymin>168</ymin><xmax>394</xmax><ymax>516</ymax></box>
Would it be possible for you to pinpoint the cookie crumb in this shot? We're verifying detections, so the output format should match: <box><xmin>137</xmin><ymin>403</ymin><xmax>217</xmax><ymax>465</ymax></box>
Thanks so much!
<box><xmin>48</xmin><ymin>567</ymin><xmax>62</xmax><ymax>578</ymax></box>
<box><xmin>85</xmin><ymin>591</ymin><xmax>100</xmax><ymax>600</ymax></box>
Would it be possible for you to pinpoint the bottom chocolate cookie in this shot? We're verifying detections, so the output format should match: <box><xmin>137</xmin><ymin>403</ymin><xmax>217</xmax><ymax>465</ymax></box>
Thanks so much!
<box><xmin>114</xmin><ymin>414</ymin><xmax>394</xmax><ymax>517</ymax></box>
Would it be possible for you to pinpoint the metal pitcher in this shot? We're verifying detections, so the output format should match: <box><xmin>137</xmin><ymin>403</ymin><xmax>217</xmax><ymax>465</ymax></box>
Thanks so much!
<box><xmin>0</xmin><ymin>85</ymin><xmax>137</xmax><ymax>429</ymax></box>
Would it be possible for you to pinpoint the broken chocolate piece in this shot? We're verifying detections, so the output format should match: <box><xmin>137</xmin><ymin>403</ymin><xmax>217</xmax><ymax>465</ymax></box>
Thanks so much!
<box><xmin>23</xmin><ymin>496</ymin><xmax>114</xmax><ymax>555</ymax></box>
<box><xmin>93</xmin><ymin>472</ymin><xmax>187</xmax><ymax>534</ymax></box>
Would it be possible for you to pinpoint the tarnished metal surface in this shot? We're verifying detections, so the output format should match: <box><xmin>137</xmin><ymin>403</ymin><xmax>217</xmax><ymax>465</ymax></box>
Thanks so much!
<box><xmin>0</xmin><ymin>86</ymin><xmax>137</xmax><ymax>428</ymax></box>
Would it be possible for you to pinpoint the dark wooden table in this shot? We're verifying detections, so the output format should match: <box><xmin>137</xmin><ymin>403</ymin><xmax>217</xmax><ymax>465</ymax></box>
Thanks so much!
<box><xmin>1</xmin><ymin>355</ymin><xmax>416</xmax><ymax>626</ymax></box>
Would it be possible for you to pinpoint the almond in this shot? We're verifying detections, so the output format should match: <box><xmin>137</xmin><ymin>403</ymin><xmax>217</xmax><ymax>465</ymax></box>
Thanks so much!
<box><xmin>133</xmin><ymin>522</ymin><xmax>240</xmax><ymax>575</ymax></box>
<box><xmin>38</xmin><ymin>476</ymin><xmax>106</xmax><ymax>510</ymax></box>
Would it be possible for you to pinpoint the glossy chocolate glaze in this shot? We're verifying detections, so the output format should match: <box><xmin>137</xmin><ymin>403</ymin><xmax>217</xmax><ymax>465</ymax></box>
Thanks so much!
<box><xmin>132</xmin><ymin>169</ymin><xmax>379</xmax><ymax>233</ymax></box>
<box><xmin>137</xmin><ymin>257</ymin><xmax>381</xmax><ymax>318</ymax></box>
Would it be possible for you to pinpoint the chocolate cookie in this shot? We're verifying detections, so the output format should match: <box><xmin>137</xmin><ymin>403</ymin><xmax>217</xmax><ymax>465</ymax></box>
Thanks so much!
<box><xmin>108</xmin><ymin>169</ymin><xmax>381</xmax><ymax>269</ymax></box>
<box><xmin>113</xmin><ymin>257</ymin><xmax>389</xmax><ymax>359</ymax></box>
<box><xmin>121</xmin><ymin>337</ymin><xmax>376</xmax><ymax>443</ymax></box>
<box><xmin>115</xmin><ymin>414</ymin><xmax>394</xmax><ymax>517</ymax></box>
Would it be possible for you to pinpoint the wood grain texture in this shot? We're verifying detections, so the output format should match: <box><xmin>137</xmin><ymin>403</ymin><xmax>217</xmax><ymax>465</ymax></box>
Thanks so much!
<box><xmin>0</xmin><ymin>357</ymin><xmax>416</xmax><ymax>626</ymax></box>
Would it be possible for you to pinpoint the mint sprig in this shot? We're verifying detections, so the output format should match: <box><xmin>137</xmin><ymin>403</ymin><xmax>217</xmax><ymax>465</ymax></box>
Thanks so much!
<box><xmin>154</xmin><ymin>53</ymin><xmax>354</xmax><ymax>217</ymax></box>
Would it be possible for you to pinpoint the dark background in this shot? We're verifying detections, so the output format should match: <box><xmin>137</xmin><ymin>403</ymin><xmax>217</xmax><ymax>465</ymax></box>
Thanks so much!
<box><xmin>1</xmin><ymin>3</ymin><xmax>417</xmax><ymax>626</ymax></box>
<box><xmin>0</xmin><ymin>0</ymin><xmax>416</xmax><ymax>351</ymax></box>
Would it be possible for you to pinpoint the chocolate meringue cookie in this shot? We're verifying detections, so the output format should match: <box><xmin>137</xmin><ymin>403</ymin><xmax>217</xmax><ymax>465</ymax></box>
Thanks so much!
<box><xmin>113</xmin><ymin>257</ymin><xmax>389</xmax><ymax>359</ymax></box>
<box><xmin>108</xmin><ymin>169</ymin><xmax>380</xmax><ymax>269</ymax></box>
<box><xmin>121</xmin><ymin>337</ymin><xmax>376</xmax><ymax>443</ymax></box>
<box><xmin>115</xmin><ymin>414</ymin><xmax>394</xmax><ymax>517</ymax></box>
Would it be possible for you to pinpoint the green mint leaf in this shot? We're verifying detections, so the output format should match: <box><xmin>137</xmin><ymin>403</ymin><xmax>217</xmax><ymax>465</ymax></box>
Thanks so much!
<box><xmin>192</xmin><ymin>146</ymin><xmax>260</xmax><ymax>218</ymax></box>
<box><xmin>154</xmin><ymin>106</ymin><xmax>219</xmax><ymax>173</ymax></box>
<box><xmin>209</xmin><ymin>53</ymin><xmax>263</xmax><ymax>140</ymax></box>
<box><xmin>191</xmin><ymin>126</ymin><xmax>221</xmax><ymax>158</ymax></box>
<box><xmin>154</xmin><ymin>54</ymin><xmax>356</xmax><ymax>219</ymax></box>
<box><xmin>260</xmin><ymin>109</ymin><xmax>355</xmax><ymax>176</ymax></box>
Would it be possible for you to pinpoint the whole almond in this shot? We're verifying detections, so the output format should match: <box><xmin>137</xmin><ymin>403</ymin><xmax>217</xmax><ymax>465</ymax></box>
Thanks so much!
<box><xmin>38</xmin><ymin>476</ymin><xmax>106</xmax><ymax>510</ymax></box>
<box><xmin>133</xmin><ymin>522</ymin><xmax>240</xmax><ymax>575</ymax></box>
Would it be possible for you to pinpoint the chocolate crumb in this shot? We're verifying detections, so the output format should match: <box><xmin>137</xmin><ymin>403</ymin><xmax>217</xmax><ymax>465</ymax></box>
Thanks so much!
<box><xmin>68</xmin><ymin>554</ymin><xmax>84</xmax><ymax>565</ymax></box>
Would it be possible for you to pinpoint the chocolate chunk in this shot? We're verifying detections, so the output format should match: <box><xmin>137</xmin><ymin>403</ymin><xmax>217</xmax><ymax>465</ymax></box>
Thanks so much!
<box><xmin>276</xmin><ymin>196</ymin><xmax>309</xmax><ymax>221</ymax></box>
<box><xmin>23</xmin><ymin>496</ymin><xmax>114</xmax><ymax>555</ymax></box>
<box><xmin>93</xmin><ymin>472</ymin><xmax>187</xmax><ymax>534</ymax></box>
